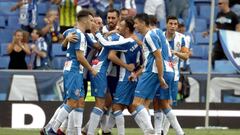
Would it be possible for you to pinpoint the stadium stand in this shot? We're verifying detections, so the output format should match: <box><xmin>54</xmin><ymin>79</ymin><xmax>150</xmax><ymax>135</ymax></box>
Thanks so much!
<box><xmin>0</xmin><ymin>0</ymin><xmax>237</xmax><ymax>74</ymax></box>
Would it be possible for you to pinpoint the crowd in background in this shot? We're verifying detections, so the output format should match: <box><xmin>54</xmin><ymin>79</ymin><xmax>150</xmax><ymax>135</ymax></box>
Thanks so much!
<box><xmin>1</xmin><ymin>0</ymin><xmax>240</xmax><ymax>70</ymax></box>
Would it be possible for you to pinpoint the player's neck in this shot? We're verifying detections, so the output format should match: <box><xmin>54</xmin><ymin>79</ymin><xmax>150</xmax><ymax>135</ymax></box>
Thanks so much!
<box><xmin>124</xmin><ymin>31</ymin><xmax>132</xmax><ymax>38</ymax></box>
<box><xmin>166</xmin><ymin>31</ymin><xmax>175</xmax><ymax>40</ymax></box>
<box><xmin>142</xmin><ymin>27</ymin><xmax>150</xmax><ymax>36</ymax></box>
<box><xmin>77</xmin><ymin>23</ymin><xmax>86</xmax><ymax>33</ymax></box>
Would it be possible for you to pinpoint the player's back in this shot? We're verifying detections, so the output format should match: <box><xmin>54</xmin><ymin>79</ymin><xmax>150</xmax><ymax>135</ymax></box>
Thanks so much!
<box><xmin>63</xmin><ymin>28</ymin><xmax>87</xmax><ymax>72</ymax></box>
<box><xmin>152</xmin><ymin>28</ymin><xmax>174</xmax><ymax>72</ymax></box>
<box><xmin>119</xmin><ymin>41</ymin><xmax>143</xmax><ymax>81</ymax></box>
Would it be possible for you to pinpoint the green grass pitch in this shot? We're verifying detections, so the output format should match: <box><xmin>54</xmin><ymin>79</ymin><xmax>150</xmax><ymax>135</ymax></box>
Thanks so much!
<box><xmin>0</xmin><ymin>128</ymin><xmax>240</xmax><ymax>135</ymax></box>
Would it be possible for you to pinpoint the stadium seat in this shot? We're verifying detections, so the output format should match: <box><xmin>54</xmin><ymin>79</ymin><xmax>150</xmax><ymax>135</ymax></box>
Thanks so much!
<box><xmin>189</xmin><ymin>58</ymin><xmax>208</xmax><ymax>73</ymax></box>
<box><xmin>51</xmin><ymin>43</ymin><xmax>66</xmax><ymax>57</ymax></box>
<box><xmin>37</xmin><ymin>15</ymin><xmax>46</xmax><ymax>29</ymax></box>
<box><xmin>51</xmin><ymin>56</ymin><xmax>67</xmax><ymax>69</ymax></box>
<box><xmin>0</xmin><ymin>16</ymin><xmax>6</xmax><ymax>28</ymax></box>
<box><xmin>195</xmin><ymin>18</ymin><xmax>207</xmax><ymax>32</ymax></box>
<box><xmin>0</xmin><ymin>56</ymin><xmax>10</xmax><ymax>69</ymax></box>
<box><xmin>213</xmin><ymin>60</ymin><xmax>238</xmax><ymax>73</ymax></box>
<box><xmin>0</xmin><ymin>29</ymin><xmax>14</xmax><ymax>43</ymax></box>
<box><xmin>37</xmin><ymin>2</ymin><xmax>49</xmax><ymax>15</ymax></box>
<box><xmin>0</xmin><ymin>2</ymin><xmax>18</xmax><ymax>16</ymax></box>
<box><xmin>194</xmin><ymin>32</ymin><xmax>217</xmax><ymax>45</ymax></box>
<box><xmin>199</xmin><ymin>5</ymin><xmax>211</xmax><ymax>19</ymax></box>
<box><xmin>0</xmin><ymin>43</ymin><xmax>9</xmax><ymax>56</ymax></box>
<box><xmin>192</xmin><ymin>45</ymin><xmax>209</xmax><ymax>59</ymax></box>
<box><xmin>7</xmin><ymin>15</ymin><xmax>21</xmax><ymax>28</ymax></box>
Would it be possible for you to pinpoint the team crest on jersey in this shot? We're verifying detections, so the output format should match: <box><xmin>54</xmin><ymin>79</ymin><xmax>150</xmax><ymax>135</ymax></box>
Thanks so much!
<box><xmin>176</xmin><ymin>42</ymin><xmax>181</xmax><ymax>47</ymax></box>
<box><xmin>92</xmin><ymin>58</ymin><xmax>100</xmax><ymax>65</ymax></box>
<box><xmin>75</xmin><ymin>89</ymin><xmax>81</xmax><ymax>97</ymax></box>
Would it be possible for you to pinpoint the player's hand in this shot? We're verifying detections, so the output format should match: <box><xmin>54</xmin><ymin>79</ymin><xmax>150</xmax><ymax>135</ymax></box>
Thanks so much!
<box><xmin>126</xmin><ymin>63</ymin><xmax>135</xmax><ymax>72</ymax></box>
<box><xmin>90</xmin><ymin>69</ymin><xmax>98</xmax><ymax>77</ymax></box>
<box><xmin>128</xmin><ymin>72</ymin><xmax>137</xmax><ymax>81</ymax></box>
<box><xmin>66</xmin><ymin>32</ymin><xmax>78</xmax><ymax>42</ymax></box>
<box><xmin>159</xmin><ymin>77</ymin><xmax>168</xmax><ymax>89</ymax></box>
<box><xmin>31</xmin><ymin>44</ymin><xmax>37</xmax><ymax>52</ymax></box>
<box><xmin>171</xmin><ymin>50</ymin><xmax>177</xmax><ymax>55</ymax></box>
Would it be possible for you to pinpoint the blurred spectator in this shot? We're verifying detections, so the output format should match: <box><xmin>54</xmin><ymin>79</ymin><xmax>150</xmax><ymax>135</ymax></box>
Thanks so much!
<box><xmin>123</xmin><ymin>0</ymin><xmax>136</xmax><ymax>16</ymax></box>
<box><xmin>92</xmin><ymin>0</ymin><xmax>114</xmax><ymax>23</ymax></box>
<box><xmin>144</xmin><ymin>0</ymin><xmax>166</xmax><ymax>26</ymax></box>
<box><xmin>120</xmin><ymin>7</ymin><xmax>129</xmax><ymax>19</ymax></box>
<box><xmin>30</xmin><ymin>29</ymin><xmax>50</xmax><ymax>69</ymax></box>
<box><xmin>10</xmin><ymin>0</ymin><xmax>37</xmax><ymax>33</ymax></box>
<box><xmin>51</xmin><ymin>0</ymin><xmax>78</xmax><ymax>33</ymax></box>
<box><xmin>178</xmin><ymin>23</ymin><xmax>193</xmax><ymax>72</ymax></box>
<box><xmin>230</xmin><ymin>0</ymin><xmax>240</xmax><ymax>21</ymax></box>
<box><xmin>41</xmin><ymin>9</ymin><xmax>61</xmax><ymax>59</ymax></box>
<box><xmin>202</xmin><ymin>0</ymin><xmax>239</xmax><ymax>69</ymax></box>
<box><xmin>7</xmin><ymin>29</ymin><xmax>31</xmax><ymax>69</ymax></box>
<box><xmin>94</xmin><ymin>16</ymin><xmax>104</xmax><ymax>31</ymax></box>
<box><xmin>165</xmin><ymin>0</ymin><xmax>189</xmax><ymax>24</ymax></box>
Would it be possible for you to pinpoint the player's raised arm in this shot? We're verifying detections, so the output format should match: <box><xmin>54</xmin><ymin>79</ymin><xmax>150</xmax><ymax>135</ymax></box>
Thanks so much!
<box><xmin>95</xmin><ymin>32</ymin><xmax>134</xmax><ymax>47</ymax></box>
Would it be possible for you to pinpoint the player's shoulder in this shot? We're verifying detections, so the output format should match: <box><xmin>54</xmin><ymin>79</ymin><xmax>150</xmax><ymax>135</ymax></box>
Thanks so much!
<box><xmin>146</xmin><ymin>30</ymin><xmax>158</xmax><ymax>40</ymax></box>
<box><xmin>63</xmin><ymin>28</ymin><xmax>76</xmax><ymax>37</ymax></box>
<box><xmin>175</xmin><ymin>31</ymin><xmax>186</xmax><ymax>38</ymax></box>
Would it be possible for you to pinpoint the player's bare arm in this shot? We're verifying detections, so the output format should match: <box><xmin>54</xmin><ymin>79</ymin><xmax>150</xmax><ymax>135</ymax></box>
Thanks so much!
<box><xmin>108</xmin><ymin>50</ymin><xmax>135</xmax><ymax>72</ymax></box>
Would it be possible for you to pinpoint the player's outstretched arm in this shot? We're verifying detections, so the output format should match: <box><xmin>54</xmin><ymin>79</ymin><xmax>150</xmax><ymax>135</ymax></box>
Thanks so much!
<box><xmin>95</xmin><ymin>32</ymin><xmax>133</xmax><ymax>47</ymax></box>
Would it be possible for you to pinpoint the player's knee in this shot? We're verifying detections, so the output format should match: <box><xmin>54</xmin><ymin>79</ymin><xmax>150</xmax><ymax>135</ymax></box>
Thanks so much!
<box><xmin>67</xmin><ymin>99</ymin><xmax>79</xmax><ymax>109</ymax></box>
<box><xmin>95</xmin><ymin>98</ymin><xmax>105</xmax><ymax>109</ymax></box>
<box><xmin>77</xmin><ymin>98</ymin><xmax>85</xmax><ymax>108</ymax></box>
<box><xmin>112</xmin><ymin>104</ymin><xmax>123</xmax><ymax>112</ymax></box>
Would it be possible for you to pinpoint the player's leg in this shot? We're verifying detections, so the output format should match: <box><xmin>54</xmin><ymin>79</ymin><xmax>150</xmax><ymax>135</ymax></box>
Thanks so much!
<box><xmin>153</xmin><ymin>98</ymin><xmax>164</xmax><ymax>135</ymax></box>
<box><xmin>47</xmin><ymin>71</ymin><xmax>83</xmax><ymax>134</ymax></box>
<box><xmin>88</xmin><ymin>73</ymin><xmax>108</xmax><ymax>135</ymax></box>
<box><xmin>73</xmin><ymin>97</ymin><xmax>85</xmax><ymax>135</ymax></box>
<box><xmin>159</xmin><ymin>72</ymin><xmax>184</xmax><ymax>135</ymax></box>
<box><xmin>112</xmin><ymin>103</ymin><xmax>125</xmax><ymax>135</ymax></box>
<box><xmin>87</xmin><ymin>97</ymin><xmax>105</xmax><ymax>135</ymax></box>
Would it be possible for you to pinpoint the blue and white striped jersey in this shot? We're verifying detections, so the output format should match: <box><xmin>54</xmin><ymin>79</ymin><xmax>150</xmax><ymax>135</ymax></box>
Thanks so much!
<box><xmin>62</xmin><ymin>28</ymin><xmax>87</xmax><ymax>73</ymax></box>
<box><xmin>93</xmin><ymin>32</ymin><xmax>135</xmax><ymax>74</ymax></box>
<box><xmin>163</xmin><ymin>31</ymin><xmax>187</xmax><ymax>81</ymax></box>
<box><xmin>152</xmin><ymin>28</ymin><xmax>174</xmax><ymax>73</ymax></box>
<box><xmin>142</xmin><ymin>30</ymin><xmax>173</xmax><ymax>73</ymax></box>
<box><xmin>118</xmin><ymin>42</ymin><xmax>143</xmax><ymax>81</ymax></box>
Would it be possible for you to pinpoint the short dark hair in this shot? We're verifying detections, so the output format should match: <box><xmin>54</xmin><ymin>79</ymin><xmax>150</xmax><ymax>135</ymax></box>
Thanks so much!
<box><xmin>120</xmin><ymin>7</ymin><xmax>128</xmax><ymax>12</ymax></box>
<box><xmin>76</xmin><ymin>9</ymin><xmax>94</xmax><ymax>21</ymax></box>
<box><xmin>122</xmin><ymin>17</ymin><xmax>135</xmax><ymax>32</ymax></box>
<box><xmin>166</xmin><ymin>16</ymin><xmax>179</xmax><ymax>23</ymax></box>
<box><xmin>107</xmin><ymin>9</ymin><xmax>120</xmax><ymax>17</ymax></box>
<box><xmin>149</xmin><ymin>15</ymin><xmax>158</xmax><ymax>26</ymax></box>
<box><xmin>34</xmin><ymin>28</ymin><xmax>43</xmax><ymax>37</ymax></box>
<box><xmin>134</xmin><ymin>13</ymin><xmax>149</xmax><ymax>26</ymax></box>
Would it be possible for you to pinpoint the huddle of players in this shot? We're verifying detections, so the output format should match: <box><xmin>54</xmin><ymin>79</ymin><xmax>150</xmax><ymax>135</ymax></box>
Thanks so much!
<box><xmin>43</xmin><ymin>8</ymin><xmax>189</xmax><ymax>135</ymax></box>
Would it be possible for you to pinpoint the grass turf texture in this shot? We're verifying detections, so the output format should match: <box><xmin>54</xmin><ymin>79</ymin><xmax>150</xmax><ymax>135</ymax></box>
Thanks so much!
<box><xmin>0</xmin><ymin>128</ymin><xmax>240</xmax><ymax>135</ymax></box>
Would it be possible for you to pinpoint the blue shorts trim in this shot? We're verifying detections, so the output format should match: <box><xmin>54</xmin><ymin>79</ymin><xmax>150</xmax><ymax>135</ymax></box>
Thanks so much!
<box><xmin>113</xmin><ymin>81</ymin><xmax>137</xmax><ymax>106</ymax></box>
<box><xmin>90</xmin><ymin>72</ymin><xmax>107</xmax><ymax>98</ymax></box>
<box><xmin>64</xmin><ymin>71</ymin><xmax>85</xmax><ymax>100</ymax></box>
<box><xmin>155</xmin><ymin>72</ymin><xmax>174</xmax><ymax>100</ymax></box>
<box><xmin>134</xmin><ymin>72</ymin><xmax>159</xmax><ymax>100</ymax></box>
<box><xmin>171</xmin><ymin>81</ymin><xmax>178</xmax><ymax>106</ymax></box>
